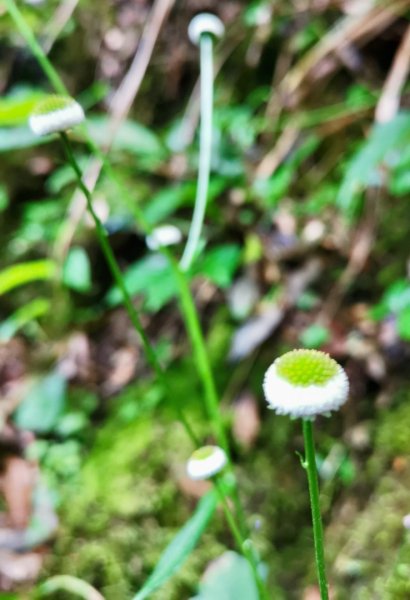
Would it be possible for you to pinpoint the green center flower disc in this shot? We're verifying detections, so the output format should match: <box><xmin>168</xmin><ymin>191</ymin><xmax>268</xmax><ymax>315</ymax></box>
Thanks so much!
<box><xmin>276</xmin><ymin>349</ymin><xmax>338</xmax><ymax>387</ymax></box>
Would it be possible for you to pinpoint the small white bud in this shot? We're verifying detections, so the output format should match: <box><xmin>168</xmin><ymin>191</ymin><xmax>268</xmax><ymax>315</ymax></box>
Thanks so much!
<box><xmin>186</xmin><ymin>445</ymin><xmax>227</xmax><ymax>480</ymax></box>
<box><xmin>188</xmin><ymin>13</ymin><xmax>225</xmax><ymax>46</ymax></box>
<box><xmin>146</xmin><ymin>225</ymin><xmax>183</xmax><ymax>250</ymax></box>
<box><xmin>29</xmin><ymin>95</ymin><xmax>85</xmax><ymax>136</ymax></box>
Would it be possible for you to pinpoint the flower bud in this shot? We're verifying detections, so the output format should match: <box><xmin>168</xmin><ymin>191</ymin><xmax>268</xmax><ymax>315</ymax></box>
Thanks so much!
<box><xmin>188</xmin><ymin>13</ymin><xmax>225</xmax><ymax>46</ymax></box>
<box><xmin>29</xmin><ymin>95</ymin><xmax>84</xmax><ymax>136</ymax></box>
<box><xmin>187</xmin><ymin>445</ymin><xmax>227</xmax><ymax>480</ymax></box>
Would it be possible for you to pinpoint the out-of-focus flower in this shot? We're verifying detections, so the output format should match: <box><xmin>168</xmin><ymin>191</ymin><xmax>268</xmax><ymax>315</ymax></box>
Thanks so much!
<box><xmin>186</xmin><ymin>445</ymin><xmax>227</xmax><ymax>480</ymax></box>
<box><xmin>29</xmin><ymin>95</ymin><xmax>84</xmax><ymax>136</ymax></box>
<box><xmin>146</xmin><ymin>225</ymin><xmax>182</xmax><ymax>250</ymax></box>
<box><xmin>263</xmin><ymin>349</ymin><xmax>349</xmax><ymax>418</ymax></box>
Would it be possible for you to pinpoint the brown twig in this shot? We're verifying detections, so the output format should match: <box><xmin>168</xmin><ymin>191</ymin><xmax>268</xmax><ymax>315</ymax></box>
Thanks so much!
<box><xmin>279</xmin><ymin>0</ymin><xmax>410</xmax><ymax>107</ymax></box>
<box><xmin>54</xmin><ymin>0</ymin><xmax>175</xmax><ymax>262</ymax></box>
<box><xmin>317</xmin><ymin>189</ymin><xmax>380</xmax><ymax>326</ymax></box>
<box><xmin>375</xmin><ymin>23</ymin><xmax>410</xmax><ymax>123</ymax></box>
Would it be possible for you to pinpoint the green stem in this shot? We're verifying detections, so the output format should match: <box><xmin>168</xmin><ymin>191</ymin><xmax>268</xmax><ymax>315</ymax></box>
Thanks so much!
<box><xmin>9</xmin><ymin>2</ymin><xmax>249</xmax><ymax>544</ymax></box>
<box><xmin>214</xmin><ymin>478</ymin><xmax>270</xmax><ymax>600</ymax></box>
<box><xmin>59</xmin><ymin>133</ymin><xmax>199</xmax><ymax>446</ymax></box>
<box><xmin>4</xmin><ymin>0</ymin><xmax>67</xmax><ymax>95</ymax></box>
<box><xmin>302</xmin><ymin>419</ymin><xmax>329</xmax><ymax>600</ymax></box>
<box><xmin>180</xmin><ymin>33</ymin><xmax>214</xmax><ymax>271</ymax></box>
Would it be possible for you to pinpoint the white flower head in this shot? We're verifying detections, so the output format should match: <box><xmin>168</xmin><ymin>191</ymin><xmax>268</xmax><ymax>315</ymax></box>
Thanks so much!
<box><xmin>263</xmin><ymin>349</ymin><xmax>349</xmax><ymax>419</ymax></box>
<box><xmin>29</xmin><ymin>95</ymin><xmax>85</xmax><ymax>136</ymax></box>
<box><xmin>186</xmin><ymin>445</ymin><xmax>227</xmax><ymax>480</ymax></box>
<box><xmin>146</xmin><ymin>224</ymin><xmax>183</xmax><ymax>250</ymax></box>
<box><xmin>188</xmin><ymin>13</ymin><xmax>225</xmax><ymax>46</ymax></box>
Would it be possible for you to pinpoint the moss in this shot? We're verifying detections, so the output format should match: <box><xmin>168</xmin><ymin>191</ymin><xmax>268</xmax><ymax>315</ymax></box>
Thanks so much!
<box><xmin>375</xmin><ymin>399</ymin><xmax>410</xmax><ymax>458</ymax></box>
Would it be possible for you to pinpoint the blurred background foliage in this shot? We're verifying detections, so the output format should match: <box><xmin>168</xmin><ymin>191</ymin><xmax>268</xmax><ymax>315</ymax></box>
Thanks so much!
<box><xmin>1</xmin><ymin>0</ymin><xmax>410</xmax><ymax>598</ymax></box>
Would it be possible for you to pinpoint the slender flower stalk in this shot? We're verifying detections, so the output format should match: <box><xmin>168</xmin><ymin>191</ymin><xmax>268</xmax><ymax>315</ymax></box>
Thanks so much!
<box><xmin>58</xmin><ymin>132</ymin><xmax>199</xmax><ymax>447</ymax></box>
<box><xmin>213</xmin><ymin>478</ymin><xmax>270</xmax><ymax>600</ymax></box>
<box><xmin>18</xmin><ymin>1</ymin><xmax>248</xmax><ymax>543</ymax></box>
<box><xmin>302</xmin><ymin>419</ymin><xmax>329</xmax><ymax>600</ymax></box>
<box><xmin>263</xmin><ymin>349</ymin><xmax>349</xmax><ymax>599</ymax></box>
<box><xmin>186</xmin><ymin>447</ymin><xmax>269</xmax><ymax>599</ymax></box>
<box><xmin>180</xmin><ymin>14</ymin><xmax>224</xmax><ymax>271</ymax></box>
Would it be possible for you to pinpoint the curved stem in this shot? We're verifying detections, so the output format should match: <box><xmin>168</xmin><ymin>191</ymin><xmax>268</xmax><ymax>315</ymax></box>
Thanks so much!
<box><xmin>180</xmin><ymin>33</ymin><xmax>214</xmax><ymax>271</ymax></box>
<box><xmin>214</xmin><ymin>477</ymin><xmax>270</xmax><ymax>600</ymax></box>
<box><xmin>59</xmin><ymin>133</ymin><xmax>199</xmax><ymax>447</ymax></box>
<box><xmin>302</xmin><ymin>419</ymin><xmax>329</xmax><ymax>600</ymax></box>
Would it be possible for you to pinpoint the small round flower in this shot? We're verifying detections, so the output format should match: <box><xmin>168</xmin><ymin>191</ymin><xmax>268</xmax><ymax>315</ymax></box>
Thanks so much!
<box><xmin>186</xmin><ymin>445</ymin><xmax>227</xmax><ymax>480</ymax></box>
<box><xmin>263</xmin><ymin>349</ymin><xmax>349</xmax><ymax>418</ymax></box>
<box><xmin>188</xmin><ymin>13</ymin><xmax>225</xmax><ymax>46</ymax></box>
<box><xmin>146</xmin><ymin>224</ymin><xmax>183</xmax><ymax>250</ymax></box>
<box><xmin>29</xmin><ymin>95</ymin><xmax>85</xmax><ymax>136</ymax></box>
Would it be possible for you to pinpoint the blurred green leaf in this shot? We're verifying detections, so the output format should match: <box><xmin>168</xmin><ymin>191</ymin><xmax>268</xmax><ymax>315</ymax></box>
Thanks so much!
<box><xmin>14</xmin><ymin>371</ymin><xmax>67</xmax><ymax>434</ymax></box>
<box><xmin>0</xmin><ymin>298</ymin><xmax>50</xmax><ymax>341</ymax></box>
<box><xmin>63</xmin><ymin>247</ymin><xmax>92</xmax><ymax>293</ymax></box>
<box><xmin>0</xmin><ymin>127</ymin><xmax>50</xmax><ymax>152</ymax></box>
<box><xmin>0</xmin><ymin>260</ymin><xmax>56</xmax><ymax>295</ymax></box>
<box><xmin>106</xmin><ymin>254</ymin><xmax>177</xmax><ymax>312</ymax></box>
<box><xmin>197</xmin><ymin>244</ymin><xmax>242</xmax><ymax>288</ymax></box>
<box><xmin>193</xmin><ymin>551</ymin><xmax>259</xmax><ymax>600</ymax></box>
<box><xmin>397</xmin><ymin>306</ymin><xmax>410</xmax><ymax>341</ymax></box>
<box><xmin>0</xmin><ymin>88</ymin><xmax>45</xmax><ymax>126</ymax></box>
<box><xmin>372</xmin><ymin>280</ymin><xmax>410</xmax><ymax>320</ymax></box>
<box><xmin>132</xmin><ymin>490</ymin><xmax>218</xmax><ymax>600</ymax></box>
<box><xmin>0</xmin><ymin>185</ymin><xmax>9</xmax><ymax>212</ymax></box>
<box><xmin>300</xmin><ymin>324</ymin><xmax>330</xmax><ymax>348</ymax></box>
<box><xmin>87</xmin><ymin>116</ymin><xmax>165</xmax><ymax>159</ymax></box>
<box><xmin>338</xmin><ymin>112</ymin><xmax>410</xmax><ymax>217</ymax></box>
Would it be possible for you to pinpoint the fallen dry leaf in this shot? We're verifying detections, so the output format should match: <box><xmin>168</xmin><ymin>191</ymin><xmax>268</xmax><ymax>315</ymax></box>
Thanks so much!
<box><xmin>0</xmin><ymin>457</ymin><xmax>36</xmax><ymax>529</ymax></box>
<box><xmin>232</xmin><ymin>392</ymin><xmax>261</xmax><ymax>449</ymax></box>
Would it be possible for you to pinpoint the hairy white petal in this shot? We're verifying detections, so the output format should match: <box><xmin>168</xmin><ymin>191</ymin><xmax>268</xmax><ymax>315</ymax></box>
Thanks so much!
<box><xmin>263</xmin><ymin>363</ymin><xmax>349</xmax><ymax>418</ymax></box>
<box><xmin>187</xmin><ymin>446</ymin><xmax>227</xmax><ymax>480</ymax></box>
<box><xmin>29</xmin><ymin>102</ymin><xmax>84</xmax><ymax>136</ymax></box>
<box><xmin>188</xmin><ymin>13</ymin><xmax>225</xmax><ymax>45</ymax></box>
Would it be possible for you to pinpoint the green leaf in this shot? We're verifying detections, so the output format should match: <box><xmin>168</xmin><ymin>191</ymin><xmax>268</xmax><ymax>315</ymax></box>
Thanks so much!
<box><xmin>397</xmin><ymin>306</ymin><xmax>410</xmax><ymax>341</ymax></box>
<box><xmin>193</xmin><ymin>551</ymin><xmax>259</xmax><ymax>600</ymax></box>
<box><xmin>37</xmin><ymin>575</ymin><xmax>104</xmax><ymax>599</ymax></box>
<box><xmin>371</xmin><ymin>280</ymin><xmax>410</xmax><ymax>320</ymax></box>
<box><xmin>0</xmin><ymin>127</ymin><xmax>50</xmax><ymax>152</ymax></box>
<box><xmin>0</xmin><ymin>88</ymin><xmax>45</xmax><ymax>126</ymax></box>
<box><xmin>132</xmin><ymin>490</ymin><xmax>218</xmax><ymax>600</ymax></box>
<box><xmin>300</xmin><ymin>324</ymin><xmax>330</xmax><ymax>349</ymax></box>
<box><xmin>197</xmin><ymin>244</ymin><xmax>242</xmax><ymax>288</ymax></box>
<box><xmin>337</xmin><ymin>112</ymin><xmax>410</xmax><ymax>217</ymax></box>
<box><xmin>86</xmin><ymin>116</ymin><xmax>164</xmax><ymax>159</ymax></box>
<box><xmin>0</xmin><ymin>298</ymin><xmax>50</xmax><ymax>341</ymax></box>
<box><xmin>14</xmin><ymin>371</ymin><xmax>67</xmax><ymax>434</ymax></box>
<box><xmin>106</xmin><ymin>254</ymin><xmax>177</xmax><ymax>312</ymax></box>
<box><xmin>63</xmin><ymin>247</ymin><xmax>92</xmax><ymax>293</ymax></box>
<box><xmin>0</xmin><ymin>260</ymin><xmax>56</xmax><ymax>296</ymax></box>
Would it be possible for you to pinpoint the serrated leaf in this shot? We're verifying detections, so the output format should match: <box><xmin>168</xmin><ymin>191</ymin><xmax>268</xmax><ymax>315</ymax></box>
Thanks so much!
<box><xmin>132</xmin><ymin>490</ymin><xmax>218</xmax><ymax>600</ymax></box>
